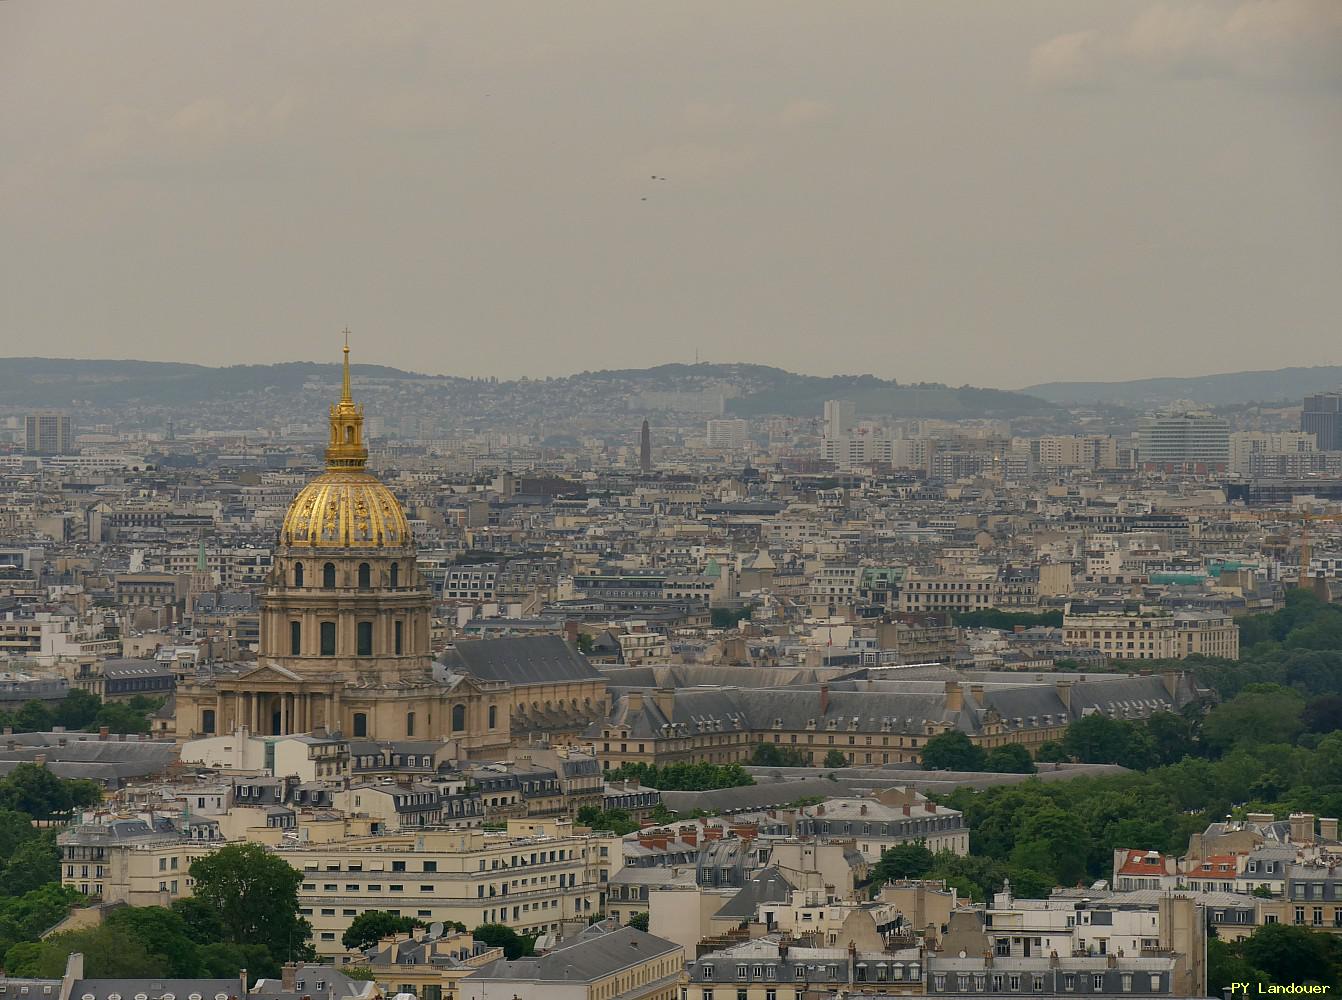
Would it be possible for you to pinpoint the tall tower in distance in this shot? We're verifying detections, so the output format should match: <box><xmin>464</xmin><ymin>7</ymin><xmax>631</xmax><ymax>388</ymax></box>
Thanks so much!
<box><xmin>24</xmin><ymin>412</ymin><xmax>73</xmax><ymax>455</ymax></box>
<box><xmin>639</xmin><ymin>419</ymin><xmax>652</xmax><ymax>474</ymax></box>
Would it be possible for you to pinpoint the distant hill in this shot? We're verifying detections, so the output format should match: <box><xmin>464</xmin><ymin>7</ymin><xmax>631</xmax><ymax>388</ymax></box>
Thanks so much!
<box><xmin>0</xmin><ymin>358</ymin><xmax>427</xmax><ymax>407</ymax></box>
<box><xmin>1025</xmin><ymin>366</ymin><xmax>1342</xmax><ymax>407</ymax></box>
<box><xmin>0</xmin><ymin>358</ymin><xmax>1056</xmax><ymax>419</ymax></box>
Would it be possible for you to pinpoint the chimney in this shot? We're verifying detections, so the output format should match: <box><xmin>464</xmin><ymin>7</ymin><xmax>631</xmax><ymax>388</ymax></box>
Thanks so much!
<box><xmin>1055</xmin><ymin>679</ymin><xmax>1072</xmax><ymax>710</ymax></box>
<box><xmin>1291</xmin><ymin>813</ymin><xmax>1317</xmax><ymax>845</ymax></box>
<box><xmin>1321</xmin><ymin>818</ymin><xmax>1339</xmax><ymax>842</ymax></box>
<box><xmin>655</xmin><ymin>687</ymin><xmax>676</xmax><ymax>718</ymax></box>
<box><xmin>1161</xmin><ymin>670</ymin><xmax>1179</xmax><ymax>699</ymax></box>
<box><xmin>281</xmin><ymin>962</ymin><xmax>298</xmax><ymax>992</ymax></box>
<box><xmin>819</xmin><ymin>684</ymin><xmax>829</xmax><ymax>716</ymax></box>
<box><xmin>945</xmin><ymin>681</ymin><xmax>963</xmax><ymax>713</ymax></box>
<box><xmin>98</xmin><ymin>725</ymin><xmax>109</xmax><ymax>741</ymax></box>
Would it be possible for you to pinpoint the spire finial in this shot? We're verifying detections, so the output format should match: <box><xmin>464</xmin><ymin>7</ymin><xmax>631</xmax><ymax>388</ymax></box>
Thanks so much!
<box><xmin>341</xmin><ymin>328</ymin><xmax>352</xmax><ymax>403</ymax></box>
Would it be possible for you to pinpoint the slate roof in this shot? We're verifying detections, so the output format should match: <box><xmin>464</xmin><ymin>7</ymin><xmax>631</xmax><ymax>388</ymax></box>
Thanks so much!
<box><xmin>714</xmin><ymin>867</ymin><xmax>795</xmax><ymax>919</ymax></box>
<box><xmin>440</xmin><ymin>636</ymin><xmax>600</xmax><ymax>686</ymax></box>
<box><xmin>251</xmin><ymin>965</ymin><xmax>373</xmax><ymax>1000</ymax></box>
<box><xmin>468</xmin><ymin>924</ymin><xmax>680</xmax><ymax>983</ymax></box>
<box><xmin>658</xmin><ymin>778</ymin><xmax>845</xmax><ymax>815</ymax></box>
<box><xmin>593</xmin><ymin>670</ymin><xmax>1197</xmax><ymax>742</ymax></box>
<box><xmin>67</xmin><ymin>980</ymin><xmax>240</xmax><ymax>1000</ymax></box>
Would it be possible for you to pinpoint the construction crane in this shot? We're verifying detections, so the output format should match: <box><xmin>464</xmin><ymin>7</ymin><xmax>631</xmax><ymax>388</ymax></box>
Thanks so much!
<box><xmin>1227</xmin><ymin>508</ymin><xmax>1342</xmax><ymax>581</ymax></box>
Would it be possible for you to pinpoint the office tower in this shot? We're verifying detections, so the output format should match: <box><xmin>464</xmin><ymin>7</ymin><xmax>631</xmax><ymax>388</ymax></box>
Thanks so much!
<box><xmin>1137</xmin><ymin>412</ymin><xmax>1231</xmax><ymax>472</ymax></box>
<box><xmin>1302</xmin><ymin>392</ymin><xmax>1342</xmax><ymax>451</ymax></box>
<box><xmin>24</xmin><ymin>412</ymin><xmax>73</xmax><ymax>455</ymax></box>
<box><xmin>639</xmin><ymin>419</ymin><xmax>652</xmax><ymax>473</ymax></box>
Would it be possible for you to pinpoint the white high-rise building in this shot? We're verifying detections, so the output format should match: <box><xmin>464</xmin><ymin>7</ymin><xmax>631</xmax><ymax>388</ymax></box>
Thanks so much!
<box><xmin>1138</xmin><ymin>412</ymin><xmax>1230</xmax><ymax>472</ymax></box>
<box><xmin>706</xmin><ymin>418</ymin><xmax>749</xmax><ymax>449</ymax></box>
<box><xmin>823</xmin><ymin>399</ymin><xmax>856</xmax><ymax>439</ymax></box>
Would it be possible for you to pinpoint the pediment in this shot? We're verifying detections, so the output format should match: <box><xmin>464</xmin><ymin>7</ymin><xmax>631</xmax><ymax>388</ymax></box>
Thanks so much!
<box><xmin>233</xmin><ymin>662</ymin><xmax>307</xmax><ymax>685</ymax></box>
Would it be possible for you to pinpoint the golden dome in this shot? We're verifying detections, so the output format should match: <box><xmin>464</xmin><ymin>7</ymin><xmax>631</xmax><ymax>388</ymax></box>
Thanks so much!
<box><xmin>281</xmin><ymin>471</ymin><xmax>410</xmax><ymax>549</ymax></box>
<box><xmin>279</xmin><ymin>337</ymin><xmax>411</xmax><ymax>550</ymax></box>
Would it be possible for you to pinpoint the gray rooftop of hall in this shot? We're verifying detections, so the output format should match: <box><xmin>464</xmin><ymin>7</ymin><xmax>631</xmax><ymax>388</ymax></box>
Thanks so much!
<box><xmin>439</xmin><ymin>635</ymin><xmax>601</xmax><ymax>686</ymax></box>
<box><xmin>469</xmin><ymin>924</ymin><xmax>680</xmax><ymax>983</ymax></box>
<box><xmin>66</xmin><ymin>979</ymin><xmax>241</xmax><ymax>1000</ymax></box>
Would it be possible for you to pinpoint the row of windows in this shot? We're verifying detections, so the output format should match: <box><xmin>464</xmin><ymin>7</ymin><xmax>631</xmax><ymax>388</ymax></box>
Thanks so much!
<box><xmin>292</xmin><ymin>561</ymin><xmax>403</xmax><ymax>588</ymax></box>
<box><xmin>291</xmin><ymin>619</ymin><xmax>404</xmax><ymax>656</ymax></box>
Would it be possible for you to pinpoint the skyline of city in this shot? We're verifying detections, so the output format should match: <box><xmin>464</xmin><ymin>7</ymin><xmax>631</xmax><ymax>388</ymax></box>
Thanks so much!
<box><xmin>4</xmin><ymin>1</ymin><xmax>1342</xmax><ymax>994</ymax></box>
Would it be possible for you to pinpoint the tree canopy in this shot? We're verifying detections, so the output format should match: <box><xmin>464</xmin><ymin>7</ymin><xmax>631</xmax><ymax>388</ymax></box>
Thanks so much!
<box><xmin>187</xmin><ymin>842</ymin><xmax>312</xmax><ymax>962</ymax></box>
<box><xmin>605</xmin><ymin>762</ymin><xmax>753</xmax><ymax>791</ymax></box>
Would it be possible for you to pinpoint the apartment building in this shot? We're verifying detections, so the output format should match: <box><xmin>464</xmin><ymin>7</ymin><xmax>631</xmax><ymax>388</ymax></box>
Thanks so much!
<box><xmin>1062</xmin><ymin>609</ymin><xmax>1177</xmax><ymax>661</ymax></box>
<box><xmin>1175</xmin><ymin>611</ymin><xmax>1240</xmax><ymax>659</ymax></box>
<box><xmin>1063</xmin><ymin>607</ymin><xmax>1239</xmax><ymax>661</ymax></box>
<box><xmin>360</xmin><ymin>928</ymin><xmax>503</xmax><ymax>1000</ymax></box>
<box><xmin>794</xmin><ymin>791</ymin><xmax>968</xmax><ymax>861</ymax></box>
<box><xmin>284</xmin><ymin>820</ymin><xmax>621</xmax><ymax>955</ymax></box>
<box><xmin>58</xmin><ymin>815</ymin><xmax>226</xmax><ymax>904</ymax></box>
<box><xmin>898</xmin><ymin>574</ymin><xmax>994</xmax><ymax>614</ymax></box>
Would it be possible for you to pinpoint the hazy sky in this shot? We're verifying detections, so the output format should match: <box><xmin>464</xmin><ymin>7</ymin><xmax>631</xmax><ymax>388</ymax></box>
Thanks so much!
<box><xmin>2</xmin><ymin>1</ymin><xmax>1340</xmax><ymax>389</ymax></box>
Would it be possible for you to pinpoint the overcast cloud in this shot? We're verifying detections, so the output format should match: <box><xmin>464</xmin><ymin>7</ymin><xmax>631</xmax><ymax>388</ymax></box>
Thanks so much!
<box><xmin>1</xmin><ymin>0</ymin><xmax>1339</xmax><ymax>388</ymax></box>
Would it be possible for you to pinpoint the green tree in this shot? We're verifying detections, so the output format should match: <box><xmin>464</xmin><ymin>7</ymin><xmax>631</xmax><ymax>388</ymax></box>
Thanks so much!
<box><xmin>751</xmin><ymin>743</ymin><xmax>808</xmax><ymax>768</ymax></box>
<box><xmin>54</xmin><ymin>690</ymin><xmax>102</xmax><ymax>730</ymax></box>
<box><xmin>870</xmin><ymin>842</ymin><xmax>934</xmax><ymax>887</ymax></box>
<box><xmin>0</xmin><ymin>808</ymin><xmax>40</xmax><ymax>870</ymax></box>
<box><xmin>89</xmin><ymin>700</ymin><xmax>152</xmax><ymax>735</ymax></box>
<box><xmin>1202</xmin><ymin>685</ymin><xmax>1304</xmax><ymax>754</ymax></box>
<box><xmin>1061</xmin><ymin>714</ymin><xmax>1154</xmax><ymax>769</ymax></box>
<box><xmin>12</xmin><ymin>701</ymin><xmax>54</xmax><ymax>734</ymax></box>
<box><xmin>105</xmin><ymin>906</ymin><xmax>200</xmax><ymax>977</ymax></box>
<box><xmin>1034</xmin><ymin>741</ymin><xmax>1067</xmax><ymax>763</ymax></box>
<box><xmin>575</xmin><ymin>807</ymin><xmax>639</xmax><ymax>836</ymax></box>
<box><xmin>1144</xmin><ymin>711</ymin><xmax>1197</xmax><ymax>765</ymax></box>
<box><xmin>1303</xmin><ymin>694</ymin><xmax>1342</xmax><ymax>734</ymax></box>
<box><xmin>0</xmin><ymin>884</ymin><xmax>84</xmax><ymax>959</ymax></box>
<box><xmin>0</xmin><ymin>764</ymin><xmax>100</xmax><ymax>821</ymax></box>
<box><xmin>1239</xmin><ymin>923</ymin><xmax>1336</xmax><ymax>986</ymax></box>
<box><xmin>983</xmin><ymin>744</ymin><xmax>1035</xmax><ymax>774</ymax></box>
<box><xmin>627</xmin><ymin>912</ymin><xmax>649</xmax><ymax>931</ymax></box>
<box><xmin>1207</xmin><ymin>938</ymin><xmax>1269</xmax><ymax>996</ymax></box>
<box><xmin>197</xmin><ymin>941</ymin><xmax>279</xmax><ymax>981</ymax></box>
<box><xmin>188</xmin><ymin>842</ymin><xmax>312</xmax><ymax>960</ymax></box>
<box><xmin>1008</xmin><ymin>803</ymin><xmax>1089</xmax><ymax>886</ymax></box>
<box><xmin>606</xmin><ymin>762</ymin><xmax>754</xmax><ymax>791</ymax></box>
<box><xmin>822</xmin><ymin>749</ymin><xmax>849</xmax><ymax>769</ymax></box>
<box><xmin>342</xmin><ymin>910</ymin><xmax>426</xmax><ymax>951</ymax></box>
<box><xmin>920</xmin><ymin>731</ymin><xmax>986</xmax><ymax>771</ymax></box>
<box><xmin>6</xmin><ymin>924</ymin><xmax>168</xmax><ymax>978</ymax></box>
<box><xmin>472</xmin><ymin>923</ymin><xmax>536</xmax><ymax>959</ymax></box>
<box><xmin>1</xmin><ymin>834</ymin><xmax>60</xmax><ymax>896</ymax></box>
